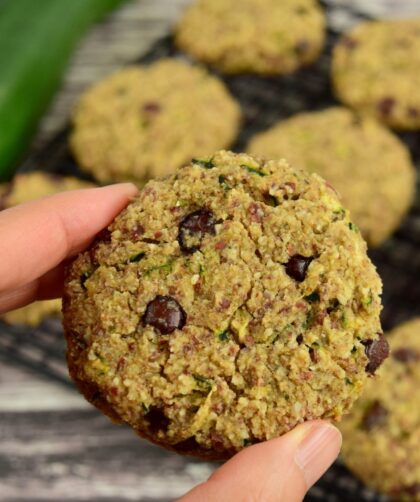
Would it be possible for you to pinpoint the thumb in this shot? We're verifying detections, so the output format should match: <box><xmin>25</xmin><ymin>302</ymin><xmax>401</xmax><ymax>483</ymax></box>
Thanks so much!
<box><xmin>178</xmin><ymin>421</ymin><xmax>341</xmax><ymax>502</ymax></box>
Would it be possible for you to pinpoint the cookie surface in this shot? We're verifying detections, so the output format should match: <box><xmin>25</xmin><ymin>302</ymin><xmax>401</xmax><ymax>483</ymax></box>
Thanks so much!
<box><xmin>247</xmin><ymin>108</ymin><xmax>416</xmax><ymax>246</ymax></box>
<box><xmin>63</xmin><ymin>150</ymin><xmax>385</xmax><ymax>460</ymax></box>
<box><xmin>70</xmin><ymin>59</ymin><xmax>241</xmax><ymax>183</ymax></box>
<box><xmin>332</xmin><ymin>18</ymin><xmax>420</xmax><ymax>130</ymax></box>
<box><xmin>175</xmin><ymin>0</ymin><xmax>326</xmax><ymax>75</ymax></box>
<box><xmin>340</xmin><ymin>318</ymin><xmax>420</xmax><ymax>501</ymax></box>
<box><xmin>0</xmin><ymin>172</ymin><xmax>94</xmax><ymax>326</ymax></box>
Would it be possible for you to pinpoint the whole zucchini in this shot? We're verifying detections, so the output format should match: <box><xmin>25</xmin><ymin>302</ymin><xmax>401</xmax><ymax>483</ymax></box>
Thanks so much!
<box><xmin>0</xmin><ymin>0</ymin><xmax>128</xmax><ymax>181</ymax></box>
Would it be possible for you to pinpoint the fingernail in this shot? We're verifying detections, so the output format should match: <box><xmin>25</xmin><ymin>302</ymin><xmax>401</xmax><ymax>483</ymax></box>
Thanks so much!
<box><xmin>294</xmin><ymin>423</ymin><xmax>342</xmax><ymax>489</ymax></box>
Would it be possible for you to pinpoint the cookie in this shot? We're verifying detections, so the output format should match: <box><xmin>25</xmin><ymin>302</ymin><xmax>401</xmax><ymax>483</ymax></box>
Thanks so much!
<box><xmin>2</xmin><ymin>300</ymin><xmax>62</xmax><ymax>327</ymax></box>
<box><xmin>63</xmin><ymin>150</ymin><xmax>385</xmax><ymax>460</ymax></box>
<box><xmin>0</xmin><ymin>172</ymin><xmax>94</xmax><ymax>326</ymax></box>
<box><xmin>175</xmin><ymin>0</ymin><xmax>326</xmax><ymax>75</ymax></box>
<box><xmin>247</xmin><ymin>108</ymin><xmax>416</xmax><ymax>246</ymax></box>
<box><xmin>332</xmin><ymin>18</ymin><xmax>420</xmax><ymax>130</ymax></box>
<box><xmin>70</xmin><ymin>59</ymin><xmax>241</xmax><ymax>184</ymax></box>
<box><xmin>340</xmin><ymin>318</ymin><xmax>420</xmax><ymax>501</ymax></box>
<box><xmin>0</xmin><ymin>171</ymin><xmax>95</xmax><ymax>208</ymax></box>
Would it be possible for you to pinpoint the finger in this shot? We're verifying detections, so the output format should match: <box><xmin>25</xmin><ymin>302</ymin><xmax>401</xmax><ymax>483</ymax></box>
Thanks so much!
<box><xmin>0</xmin><ymin>263</ymin><xmax>65</xmax><ymax>314</ymax></box>
<box><xmin>0</xmin><ymin>183</ymin><xmax>138</xmax><ymax>294</ymax></box>
<box><xmin>178</xmin><ymin>421</ymin><xmax>341</xmax><ymax>502</ymax></box>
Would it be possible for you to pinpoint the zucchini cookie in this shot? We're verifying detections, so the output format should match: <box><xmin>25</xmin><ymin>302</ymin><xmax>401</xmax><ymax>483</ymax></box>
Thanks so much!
<box><xmin>70</xmin><ymin>59</ymin><xmax>241</xmax><ymax>184</ymax></box>
<box><xmin>0</xmin><ymin>171</ymin><xmax>94</xmax><ymax>208</ymax></box>
<box><xmin>175</xmin><ymin>0</ymin><xmax>326</xmax><ymax>75</ymax></box>
<box><xmin>340</xmin><ymin>318</ymin><xmax>420</xmax><ymax>501</ymax></box>
<box><xmin>332</xmin><ymin>18</ymin><xmax>420</xmax><ymax>130</ymax></box>
<box><xmin>247</xmin><ymin>108</ymin><xmax>416</xmax><ymax>246</ymax></box>
<box><xmin>63</xmin><ymin>150</ymin><xmax>386</xmax><ymax>460</ymax></box>
<box><xmin>0</xmin><ymin>171</ymin><xmax>94</xmax><ymax>326</ymax></box>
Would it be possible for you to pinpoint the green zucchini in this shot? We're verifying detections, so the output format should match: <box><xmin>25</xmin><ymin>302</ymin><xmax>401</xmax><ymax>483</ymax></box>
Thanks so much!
<box><xmin>0</xmin><ymin>0</ymin><xmax>128</xmax><ymax>181</ymax></box>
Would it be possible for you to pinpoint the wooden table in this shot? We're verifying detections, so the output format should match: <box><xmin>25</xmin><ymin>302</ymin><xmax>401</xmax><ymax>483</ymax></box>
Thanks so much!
<box><xmin>1</xmin><ymin>1</ymin><xmax>420</xmax><ymax>500</ymax></box>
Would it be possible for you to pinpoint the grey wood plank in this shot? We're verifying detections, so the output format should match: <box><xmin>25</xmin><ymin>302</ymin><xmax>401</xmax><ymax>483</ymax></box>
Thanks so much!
<box><xmin>0</xmin><ymin>410</ymin><xmax>216</xmax><ymax>501</ymax></box>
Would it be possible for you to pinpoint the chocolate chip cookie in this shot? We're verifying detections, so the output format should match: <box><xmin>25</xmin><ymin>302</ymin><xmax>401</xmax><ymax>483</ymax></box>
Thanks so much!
<box><xmin>175</xmin><ymin>0</ymin><xmax>326</xmax><ymax>75</ymax></box>
<box><xmin>63</xmin><ymin>150</ymin><xmax>385</xmax><ymax>460</ymax></box>
<box><xmin>340</xmin><ymin>318</ymin><xmax>420</xmax><ymax>501</ymax></box>
<box><xmin>247</xmin><ymin>108</ymin><xmax>416</xmax><ymax>246</ymax></box>
<box><xmin>332</xmin><ymin>18</ymin><xmax>420</xmax><ymax>130</ymax></box>
<box><xmin>70</xmin><ymin>59</ymin><xmax>241</xmax><ymax>184</ymax></box>
<box><xmin>0</xmin><ymin>171</ymin><xmax>94</xmax><ymax>326</ymax></box>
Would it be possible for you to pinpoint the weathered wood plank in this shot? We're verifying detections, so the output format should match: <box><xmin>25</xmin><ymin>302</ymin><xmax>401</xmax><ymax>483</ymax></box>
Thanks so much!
<box><xmin>0</xmin><ymin>410</ymin><xmax>215</xmax><ymax>501</ymax></box>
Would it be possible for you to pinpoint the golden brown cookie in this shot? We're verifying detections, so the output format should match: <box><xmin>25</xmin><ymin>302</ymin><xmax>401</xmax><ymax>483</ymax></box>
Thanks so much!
<box><xmin>71</xmin><ymin>59</ymin><xmax>241</xmax><ymax>184</ymax></box>
<box><xmin>247</xmin><ymin>108</ymin><xmax>416</xmax><ymax>246</ymax></box>
<box><xmin>332</xmin><ymin>18</ymin><xmax>420</xmax><ymax>130</ymax></box>
<box><xmin>63</xmin><ymin>151</ymin><xmax>385</xmax><ymax>460</ymax></box>
<box><xmin>340</xmin><ymin>318</ymin><xmax>420</xmax><ymax>501</ymax></box>
<box><xmin>175</xmin><ymin>0</ymin><xmax>326</xmax><ymax>75</ymax></box>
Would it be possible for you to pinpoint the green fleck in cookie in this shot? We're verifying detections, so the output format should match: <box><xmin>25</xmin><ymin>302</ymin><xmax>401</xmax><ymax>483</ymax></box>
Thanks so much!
<box><xmin>63</xmin><ymin>150</ymin><xmax>385</xmax><ymax>460</ymax></box>
<box><xmin>332</xmin><ymin>18</ymin><xmax>420</xmax><ymax>130</ymax></box>
<box><xmin>340</xmin><ymin>318</ymin><xmax>420</xmax><ymax>501</ymax></box>
<box><xmin>247</xmin><ymin>108</ymin><xmax>416</xmax><ymax>246</ymax></box>
<box><xmin>175</xmin><ymin>0</ymin><xmax>326</xmax><ymax>75</ymax></box>
<box><xmin>70</xmin><ymin>59</ymin><xmax>241</xmax><ymax>184</ymax></box>
<box><xmin>0</xmin><ymin>171</ymin><xmax>95</xmax><ymax>326</ymax></box>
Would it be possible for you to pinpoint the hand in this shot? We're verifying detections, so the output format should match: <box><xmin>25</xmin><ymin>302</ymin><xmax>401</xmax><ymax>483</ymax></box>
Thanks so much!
<box><xmin>179</xmin><ymin>421</ymin><xmax>341</xmax><ymax>502</ymax></box>
<box><xmin>0</xmin><ymin>183</ymin><xmax>342</xmax><ymax>501</ymax></box>
<box><xmin>0</xmin><ymin>183</ymin><xmax>138</xmax><ymax>313</ymax></box>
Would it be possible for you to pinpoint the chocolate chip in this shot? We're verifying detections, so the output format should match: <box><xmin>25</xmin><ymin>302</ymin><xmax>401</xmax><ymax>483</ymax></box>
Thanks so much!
<box><xmin>408</xmin><ymin>106</ymin><xmax>419</xmax><ymax>118</ymax></box>
<box><xmin>362</xmin><ymin>400</ymin><xmax>388</xmax><ymax>430</ymax></box>
<box><xmin>142</xmin><ymin>295</ymin><xmax>186</xmax><ymax>334</ymax></box>
<box><xmin>362</xmin><ymin>333</ymin><xmax>389</xmax><ymax>374</ymax></box>
<box><xmin>178</xmin><ymin>209</ymin><xmax>216</xmax><ymax>254</ymax></box>
<box><xmin>295</xmin><ymin>39</ymin><xmax>310</xmax><ymax>55</ymax></box>
<box><xmin>285</xmin><ymin>255</ymin><xmax>313</xmax><ymax>282</ymax></box>
<box><xmin>341</xmin><ymin>37</ymin><xmax>358</xmax><ymax>49</ymax></box>
<box><xmin>391</xmin><ymin>483</ymin><xmax>420</xmax><ymax>498</ymax></box>
<box><xmin>309</xmin><ymin>347</ymin><xmax>319</xmax><ymax>363</ymax></box>
<box><xmin>393</xmin><ymin>347</ymin><xmax>420</xmax><ymax>363</ymax></box>
<box><xmin>296</xmin><ymin>334</ymin><xmax>304</xmax><ymax>345</ymax></box>
<box><xmin>145</xmin><ymin>407</ymin><xmax>169</xmax><ymax>433</ymax></box>
<box><xmin>142</xmin><ymin>101</ymin><xmax>161</xmax><ymax>114</ymax></box>
<box><xmin>377</xmin><ymin>97</ymin><xmax>396</xmax><ymax>117</ymax></box>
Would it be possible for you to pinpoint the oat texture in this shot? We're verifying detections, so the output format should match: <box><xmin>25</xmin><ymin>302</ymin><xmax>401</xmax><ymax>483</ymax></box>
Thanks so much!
<box><xmin>70</xmin><ymin>59</ymin><xmax>241</xmax><ymax>184</ymax></box>
<box><xmin>332</xmin><ymin>18</ymin><xmax>420</xmax><ymax>130</ymax></box>
<box><xmin>340</xmin><ymin>318</ymin><xmax>420</xmax><ymax>501</ymax></box>
<box><xmin>63</xmin><ymin>151</ymin><xmax>385</xmax><ymax>460</ymax></box>
<box><xmin>0</xmin><ymin>172</ymin><xmax>94</xmax><ymax>326</ymax></box>
<box><xmin>175</xmin><ymin>0</ymin><xmax>326</xmax><ymax>75</ymax></box>
<box><xmin>247</xmin><ymin>108</ymin><xmax>416</xmax><ymax>246</ymax></box>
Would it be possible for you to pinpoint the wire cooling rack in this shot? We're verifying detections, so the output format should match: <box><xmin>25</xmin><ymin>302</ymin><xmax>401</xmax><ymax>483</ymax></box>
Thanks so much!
<box><xmin>1</xmin><ymin>3</ymin><xmax>419</xmax><ymax>500</ymax></box>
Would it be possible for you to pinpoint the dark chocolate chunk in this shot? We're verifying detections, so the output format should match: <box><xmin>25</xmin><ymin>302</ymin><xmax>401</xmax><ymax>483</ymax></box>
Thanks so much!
<box><xmin>285</xmin><ymin>255</ymin><xmax>313</xmax><ymax>282</ymax></box>
<box><xmin>142</xmin><ymin>295</ymin><xmax>186</xmax><ymax>334</ymax></box>
<box><xmin>341</xmin><ymin>36</ymin><xmax>358</xmax><ymax>49</ymax></box>
<box><xmin>393</xmin><ymin>347</ymin><xmax>420</xmax><ymax>363</ymax></box>
<box><xmin>362</xmin><ymin>400</ymin><xmax>388</xmax><ymax>430</ymax></box>
<box><xmin>391</xmin><ymin>483</ymin><xmax>420</xmax><ymax>498</ymax></box>
<box><xmin>178</xmin><ymin>208</ymin><xmax>216</xmax><ymax>254</ymax></box>
<box><xmin>296</xmin><ymin>334</ymin><xmax>304</xmax><ymax>345</ymax></box>
<box><xmin>362</xmin><ymin>333</ymin><xmax>389</xmax><ymax>374</ymax></box>
<box><xmin>378</xmin><ymin>97</ymin><xmax>396</xmax><ymax>117</ymax></box>
<box><xmin>142</xmin><ymin>101</ymin><xmax>161</xmax><ymax>114</ymax></box>
<box><xmin>408</xmin><ymin>106</ymin><xmax>419</xmax><ymax>118</ymax></box>
<box><xmin>295</xmin><ymin>39</ymin><xmax>310</xmax><ymax>55</ymax></box>
<box><xmin>145</xmin><ymin>407</ymin><xmax>170</xmax><ymax>433</ymax></box>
